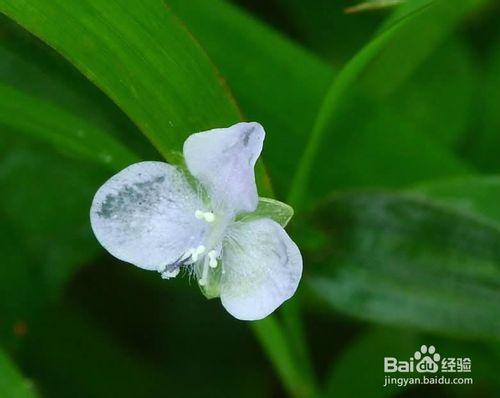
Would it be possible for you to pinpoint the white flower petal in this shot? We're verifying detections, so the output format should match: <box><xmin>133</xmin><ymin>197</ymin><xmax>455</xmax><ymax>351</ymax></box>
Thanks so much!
<box><xmin>183</xmin><ymin>122</ymin><xmax>264</xmax><ymax>215</ymax></box>
<box><xmin>90</xmin><ymin>161</ymin><xmax>208</xmax><ymax>271</ymax></box>
<box><xmin>220</xmin><ymin>219</ymin><xmax>302</xmax><ymax>320</ymax></box>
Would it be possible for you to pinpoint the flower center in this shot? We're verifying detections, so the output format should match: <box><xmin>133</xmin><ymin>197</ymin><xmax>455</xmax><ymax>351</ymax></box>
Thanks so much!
<box><xmin>158</xmin><ymin>209</ymin><xmax>230</xmax><ymax>284</ymax></box>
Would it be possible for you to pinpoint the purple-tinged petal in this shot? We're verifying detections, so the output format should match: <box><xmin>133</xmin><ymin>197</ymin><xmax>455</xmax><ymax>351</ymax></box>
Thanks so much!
<box><xmin>183</xmin><ymin>122</ymin><xmax>264</xmax><ymax>215</ymax></box>
<box><xmin>90</xmin><ymin>161</ymin><xmax>208</xmax><ymax>271</ymax></box>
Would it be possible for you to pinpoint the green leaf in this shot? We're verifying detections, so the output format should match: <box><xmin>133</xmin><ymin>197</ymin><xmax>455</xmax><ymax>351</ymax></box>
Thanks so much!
<box><xmin>0</xmin><ymin>15</ymin><xmax>153</xmax><ymax>159</ymax></box>
<box><xmin>411</xmin><ymin>175</ymin><xmax>500</xmax><ymax>225</ymax></box>
<box><xmin>0</xmin><ymin>0</ymin><xmax>277</xmax><ymax>199</ymax></box>
<box><xmin>362</xmin><ymin>0</ymin><xmax>485</xmax><ymax>98</ymax></box>
<box><xmin>310</xmin><ymin>110</ymin><xmax>469</xmax><ymax>195</ymax></box>
<box><xmin>290</xmin><ymin>0</ymin><xmax>484</xmax><ymax>208</ymax></box>
<box><xmin>239</xmin><ymin>198</ymin><xmax>294</xmax><ymax>227</ymax></box>
<box><xmin>167</xmin><ymin>0</ymin><xmax>334</xmax><ymax>195</ymax></box>
<box><xmin>0</xmin><ymin>82</ymin><xmax>139</xmax><ymax>170</ymax></box>
<box><xmin>0</xmin><ymin>348</ymin><xmax>37</xmax><ymax>398</ymax></box>
<box><xmin>387</xmin><ymin>39</ymin><xmax>476</xmax><ymax>149</ymax></box>
<box><xmin>251</xmin><ymin>317</ymin><xmax>315</xmax><ymax>398</ymax></box>
<box><xmin>309</xmin><ymin>191</ymin><xmax>500</xmax><ymax>340</ymax></box>
<box><xmin>274</xmin><ymin>0</ymin><xmax>384</xmax><ymax>64</ymax></box>
<box><xmin>0</xmin><ymin>0</ymin><xmax>241</xmax><ymax>161</ymax></box>
<box><xmin>462</xmin><ymin>40</ymin><xmax>500</xmax><ymax>172</ymax></box>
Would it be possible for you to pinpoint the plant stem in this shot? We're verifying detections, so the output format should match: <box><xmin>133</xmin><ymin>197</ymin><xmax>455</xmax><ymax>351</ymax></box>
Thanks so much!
<box><xmin>281</xmin><ymin>297</ymin><xmax>317</xmax><ymax>390</ymax></box>
<box><xmin>251</xmin><ymin>316</ymin><xmax>316</xmax><ymax>398</ymax></box>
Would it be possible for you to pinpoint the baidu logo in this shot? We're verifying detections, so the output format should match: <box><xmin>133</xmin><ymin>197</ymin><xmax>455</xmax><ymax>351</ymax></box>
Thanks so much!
<box><xmin>384</xmin><ymin>344</ymin><xmax>471</xmax><ymax>374</ymax></box>
<box><xmin>383</xmin><ymin>345</ymin><xmax>473</xmax><ymax>387</ymax></box>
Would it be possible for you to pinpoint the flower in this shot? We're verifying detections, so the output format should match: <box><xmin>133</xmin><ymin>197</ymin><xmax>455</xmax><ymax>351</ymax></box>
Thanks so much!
<box><xmin>90</xmin><ymin>122</ymin><xmax>302</xmax><ymax>320</ymax></box>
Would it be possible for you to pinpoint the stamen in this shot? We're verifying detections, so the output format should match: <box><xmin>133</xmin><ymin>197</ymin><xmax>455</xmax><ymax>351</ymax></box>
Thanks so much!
<box><xmin>198</xmin><ymin>258</ymin><xmax>210</xmax><ymax>286</ymax></box>
<box><xmin>194</xmin><ymin>210</ymin><xmax>216</xmax><ymax>223</ymax></box>
<box><xmin>204</xmin><ymin>212</ymin><xmax>215</xmax><ymax>223</ymax></box>
<box><xmin>208</xmin><ymin>250</ymin><xmax>218</xmax><ymax>268</ymax></box>
<box><xmin>191</xmin><ymin>245</ymin><xmax>205</xmax><ymax>262</ymax></box>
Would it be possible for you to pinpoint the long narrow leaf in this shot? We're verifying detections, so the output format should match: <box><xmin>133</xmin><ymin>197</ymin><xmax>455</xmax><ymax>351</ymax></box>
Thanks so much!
<box><xmin>0</xmin><ymin>82</ymin><xmax>139</xmax><ymax>170</ymax></box>
<box><xmin>0</xmin><ymin>0</ymin><xmax>241</xmax><ymax>160</ymax></box>
<box><xmin>0</xmin><ymin>18</ymin><xmax>155</xmax><ymax>159</ymax></box>
<box><xmin>309</xmin><ymin>191</ymin><xmax>500</xmax><ymax>340</ymax></box>
<box><xmin>290</xmin><ymin>0</ymin><xmax>483</xmax><ymax>208</ymax></box>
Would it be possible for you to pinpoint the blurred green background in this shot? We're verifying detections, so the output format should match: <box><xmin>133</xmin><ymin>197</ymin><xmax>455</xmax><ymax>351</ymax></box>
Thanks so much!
<box><xmin>0</xmin><ymin>0</ymin><xmax>499</xmax><ymax>397</ymax></box>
